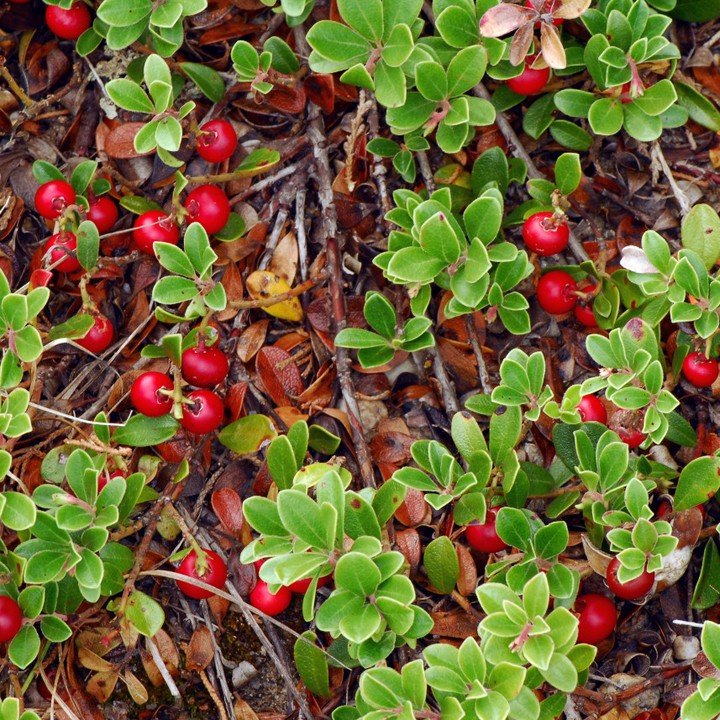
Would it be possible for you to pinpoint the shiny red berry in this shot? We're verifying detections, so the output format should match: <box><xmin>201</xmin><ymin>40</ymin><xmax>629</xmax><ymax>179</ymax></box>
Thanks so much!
<box><xmin>578</xmin><ymin>395</ymin><xmax>607</xmax><ymax>425</ymax></box>
<box><xmin>507</xmin><ymin>59</ymin><xmax>550</xmax><ymax>95</ymax></box>
<box><xmin>619</xmin><ymin>82</ymin><xmax>633</xmax><ymax>104</ymax></box>
<box><xmin>44</xmin><ymin>232</ymin><xmax>80</xmax><ymax>273</ymax></box>
<box><xmin>575</xmin><ymin>593</ymin><xmax>616</xmax><ymax>645</ymax></box>
<box><xmin>606</xmin><ymin>557</ymin><xmax>654</xmax><ymax>601</ymax></box>
<box><xmin>184</xmin><ymin>185</ymin><xmax>230</xmax><ymax>235</ymax></box>
<box><xmin>87</xmin><ymin>196</ymin><xmax>119</xmax><ymax>234</ymax></box>
<box><xmin>132</xmin><ymin>210</ymin><xmax>179</xmax><ymax>254</ymax></box>
<box><xmin>196</xmin><ymin>119</ymin><xmax>238</xmax><ymax>164</ymax></box>
<box><xmin>288</xmin><ymin>574</ymin><xmax>332</xmax><ymax>594</ymax></box>
<box><xmin>35</xmin><ymin>180</ymin><xmax>76</xmax><ymax>219</ymax></box>
<box><xmin>465</xmin><ymin>508</ymin><xmax>508</xmax><ymax>553</ymax></box>
<box><xmin>574</xmin><ymin>300</ymin><xmax>597</xmax><ymax>327</ymax></box>
<box><xmin>45</xmin><ymin>1</ymin><xmax>91</xmax><ymax>40</ymax></box>
<box><xmin>181</xmin><ymin>389</ymin><xmax>224</xmax><ymax>434</ymax></box>
<box><xmin>522</xmin><ymin>212</ymin><xmax>569</xmax><ymax>256</ymax></box>
<box><xmin>536</xmin><ymin>270</ymin><xmax>578</xmax><ymax>314</ymax></box>
<box><xmin>130</xmin><ymin>372</ymin><xmax>174</xmax><ymax>417</ymax></box>
<box><xmin>0</xmin><ymin>596</ymin><xmax>23</xmax><ymax>642</ymax></box>
<box><xmin>77</xmin><ymin>314</ymin><xmax>114</xmax><ymax>353</ymax></box>
<box><xmin>176</xmin><ymin>549</ymin><xmax>228</xmax><ymax>599</ymax></box>
<box><xmin>682</xmin><ymin>352</ymin><xmax>719</xmax><ymax>388</ymax></box>
<box><xmin>181</xmin><ymin>344</ymin><xmax>229</xmax><ymax>388</ymax></box>
<box><xmin>98</xmin><ymin>469</ymin><xmax>124</xmax><ymax>493</ymax></box>
<box><xmin>249</xmin><ymin>580</ymin><xmax>292</xmax><ymax>616</ymax></box>
<box><xmin>618</xmin><ymin>428</ymin><xmax>646</xmax><ymax>448</ymax></box>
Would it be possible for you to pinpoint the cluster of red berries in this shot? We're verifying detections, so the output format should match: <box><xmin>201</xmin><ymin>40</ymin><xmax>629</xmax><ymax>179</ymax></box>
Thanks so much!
<box><xmin>536</xmin><ymin>270</ymin><xmax>601</xmax><ymax>328</ymax></box>
<box><xmin>576</xmin><ymin>394</ymin><xmax>647</xmax><ymax>447</ymax></box>
<box><xmin>130</xmin><ymin>341</ymin><xmax>228</xmax><ymax>434</ymax></box>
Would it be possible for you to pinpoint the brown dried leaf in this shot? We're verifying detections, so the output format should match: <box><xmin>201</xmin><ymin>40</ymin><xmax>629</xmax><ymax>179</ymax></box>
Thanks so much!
<box><xmin>255</xmin><ymin>345</ymin><xmax>304</xmax><ymax>406</ymax></box>
<box><xmin>456</xmin><ymin>544</ymin><xmax>478</xmax><ymax>596</ymax></box>
<box><xmin>237</xmin><ymin>319</ymin><xmax>269</xmax><ymax>363</ymax></box>
<box><xmin>540</xmin><ymin>22</ymin><xmax>567</xmax><ymax>69</ymax></box>
<box><xmin>78</xmin><ymin>647</ymin><xmax>116</xmax><ymax>673</ymax></box>
<box><xmin>234</xmin><ymin>697</ymin><xmax>260</xmax><ymax>720</ymax></box>
<box><xmin>186</xmin><ymin>625</ymin><xmax>216</xmax><ymax>672</ymax></box>
<box><xmin>395</xmin><ymin>528</ymin><xmax>422</xmax><ymax>571</ymax></box>
<box><xmin>104</xmin><ymin>123</ymin><xmax>150</xmax><ymax>159</ymax></box>
<box><xmin>479</xmin><ymin>3</ymin><xmax>535</xmax><ymax>37</ymax></box>
<box><xmin>86</xmin><ymin>671</ymin><xmax>119</xmax><ymax>703</ymax></box>
<box><xmin>431</xmin><ymin>610</ymin><xmax>478</xmax><ymax>639</ymax></box>
<box><xmin>510</xmin><ymin>23</ymin><xmax>535</xmax><ymax>66</ymax></box>
<box><xmin>554</xmin><ymin>0</ymin><xmax>592</xmax><ymax>19</ymax></box>
<box><xmin>211</xmin><ymin>487</ymin><xmax>244</xmax><ymax>537</ymax></box>
<box><xmin>123</xmin><ymin>670</ymin><xmax>149</xmax><ymax>704</ymax></box>
<box><xmin>269</xmin><ymin>230</ymin><xmax>298</xmax><ymax>284</ymax></box>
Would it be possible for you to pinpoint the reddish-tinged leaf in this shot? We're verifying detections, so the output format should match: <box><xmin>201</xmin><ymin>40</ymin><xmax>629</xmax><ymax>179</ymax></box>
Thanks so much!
<box><xmin>554</xmin><ymin>0</ymin><xmax>592</xmax><ymax>19</ymax></box>
<box><xmin>395</xmin><ymin>528</ymin><xmax>422</xmax><ymax>571</ymax></box>
<box><xmin>267</xmin><ymin>85</ymin><xmax>307</xmax><ymax>114</ymax></box>
<box><xmin>431</xmin><ymin>610</ymin><xmax>479</xmax><ymax>639</ymax></box>
<box><xmin>104</xmin><ymin>123</ymin><xmax>151</xmax><ymax>159</ymax></box>
<box><xmin>211</xmin><ymin>487</ymin><xmax>244</xmax><ymax>537</ymax></box>
<box><xmin>236</xmin><ymin>320</ymin><xmax>270</xmax><ymax>363</ymax></box>
<box><xmin>225</xmin><ymin>382</ymin><xmax>249</xmax><ymax>422</ymax></box>
<box><xmin>510</xmin><ymin>23</ymin><xmax>535</xmax><ymax>66</ymax></box>
<box><xmin>395</xmin><ymin>488</ymin><xmax>429</xmax><ymax>527</ymax></box>
<box><xmin>369</xmin><ymin>432</ymin><xmax>414</xmax><ymax>465</ymax></box>
<box><xmin>297</xmin><ymin>361</ymin><xmax>336</xmax><ymax>409</ymax></box>
<box><xmin>479</xmin><ymin>3</ymin><xmax>535</xmax><ymax>37</ymax></box>
<box><xmin>256</xmin><ymin>345</ymin><xmax>304</xmax><ymax>406</ymax></box>
<box><xmin>456</xmin><ymin>544</ymin><xmax>478</xmax><ymax>596</ymax></box>
<box><xmin>198</xmin><ymin>20</ymin><xmax>257</xmax><ymax>44</ymax></box>
<box><xmin>304</xmin><ymin>74</ymin><xmax>335</xmax><ymax>114</ymax></box>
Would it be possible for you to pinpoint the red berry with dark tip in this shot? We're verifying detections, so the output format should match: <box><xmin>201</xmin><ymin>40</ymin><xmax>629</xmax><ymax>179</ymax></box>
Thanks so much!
<box><xmin>578</xmin><ymin>395</ymin><xmax>607</xmax><ymax>425</ymax></box>
<box><xmin>176</xmin><ymin>549</ymin><xmax>228</xmax><ymax>599</ymax></box>
<box><xmin>465</xmin><ymin>507</ymin><xmax>508</xmax><ymax>553</ymax></box>
<box><xmin>522</xmin><ymin>212</ymin><xmax>569</xmax><ymax>256</ymax></box>
<box><xmin>130</xmin><ymin>372</ymin><xmax>174</xmax><ymax>417</ymax></box>
<box><xmin>76</xmin><ymin>314</ymin><xmax>114</xmax><ymax>354</ymax></box>
<box><xmin>45</xmin><ymin>1</ymin><xmax>91</xmax><ymax>40</ymax></box>
<box><xmin>44</xmin><ymin>232</ymin><xmax>80</xmax><ymax>273</ymax></box>
<box><xmin>0</xmin><ymin>596</ymin><xmax>23</xmax><ymax>643</ymax></box>
<box><xmin>575</xmin><ymin>593</ymin><xmax>616</xmax><ymax>645</ymax></box>
<box><xmin>132</xmin><ymin>210</ymin><xmax>179</xmax><ymax>254</ymax></box>
<box><xmin>536</xmin><ymin>270</ymin><xmax>578</xmax><ymax>314</ymax></box>
<box><xmin>196</xmin><ymin>119</ymin><xmax>238</xmax><ymax>164</ymax></box>
<box><xmin>184</xmin><ymin>185</ymin><xmax>230</xmax><ymax>235</ymax></box>
<box><xmin>507</xmin><ymin>59</ymin><xmax>550</xmax><ymax>95</ymax></box>
<box><xmin>35</xmin><ymin>180</ymin><xmax>76</xmax><ymax>219</ymax></box>
<box><xmin>181</xmin><ymin>344</ymin><xmax>229</xmax><ymax>388</ymax></box>
<box><xmin>249</xmin><ymin>580</ymin><xmax>292</xmax><ymax>616</ymax></box>
<box><xmin>87</xmin><ymin>196</ymin><xmax>119</xmax><ymax>234</ymax></box>
<box><xmin>181</xmin><ymin>389</ymin><xmax>224</xmax><ymax>434</ymax></box>
<box><xmin>606</xmin><ymin>557</ymin><xmax>654</xmax><ymax>601</ymax></box>
<box><xmin>682</xmin><ymin>352</ymin><xmax>719</xmax><ymax>388</ymax></box>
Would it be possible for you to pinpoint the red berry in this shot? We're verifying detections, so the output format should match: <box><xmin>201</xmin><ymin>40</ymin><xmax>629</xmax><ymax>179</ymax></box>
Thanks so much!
<box><xmin>0</xmin><ymin>596</ymin><xmax>23</xmax><ymax>643</ymax></box>
<box><xmin>181</xmin><ymin>344</ymin><xmax>229</xmax><ymax>388</ymax></box>
<box><xmin>132</xmin><ymin>210</ymin><xmax>179</xmax><ymax>254</ymax></box>
<box><xmin>44</xmin><ymin>232</ymin><xmax>80</xmax><ymax>273</ymax></box>
<box><xmin>536</xmin><ymin>270</ymin><xmax>578</xmax><ymax>315</ymax></box>
<box><xmin>619</xmin><ymin>82</ymin><xmax>633</xmax><ymax>104</ymax></box>
<box><xmin>176</xmin><ymin>549</ymin><xmax>228</xmax><ymax>599</ymax></box>
<box><xmin>606</xmin><ymin>557</ymin><xmax>654</xmax><ymax>601</ymax></box>
<box><xmin>507</xmin><ymin>59</ymin><xmax>550</xmax><ymax>96</ymax></box>
<box><xmin>98</xmin><ymin>469</ymin><xmax>124</xmax><ymax>493</ymax></box>
<box><xmin>618</xmin><ymin>428</ymin><xmax>646</xmax><ymax>448</ymax></box>
<box><xmin>196</xmin><ymin>119</ymin><xmax>238</xmax><ymax>164</ymax></box>
<box><xmin>575</xmin><ymin>593</ymin><xmax>616</xmax><ymax>645</ymax></box>
<box><xmin>578</xmin><ymin>395</ymin><xmax>607</xmax><ymax>425</ymax></box>
<box><xmin>657</xmin><ymin>499</ymin><xmax>706</xmax><ymax>520</ymax></box>
<box><xmin>574</xmin><ymin>299</ymin><xmax>597</xmax><ymax>327</ymax></box>
<box><xmin>87</xmin><ymin>196</ymin><xmax>119</xmax><ymax>234</ymax></box>
<box><xmin>76</xmin><ymin>313</ymin><xmax>114</xmax><ymax>354</ymax></box>
<box><xmin>181</xmin><ymin>389</ymin><xmax>224</xmax><ymax>434</ymax></box>
<box><xmin>35</xmin><ymin>180</ymin><xmax>76</xmax><ymax>219</ymax></box>
<box><xmin>465</xmin><ymin>508</ymin><xmax>508</xmax><ymax>554</ymax></box>
<box><xmin>682</xmin><ymin>352</ymin><xmax>719</xmax><ymax>388</ymax></box>
<box><xmin>288</xmin><ymin>574</ymin><xmax>331</xmax><ymax>594</ymax></box>
<box><xmin>249</xmin><ymin>580</ymin><xmax>292</xmax><ymax>616</ymax></box>
<box><xmin>184</xmin><ymin>185</ymin><xmax>230</xmax><ymax>235</ymax></box>
<box><xmin>522</xmin><ymin>212</ymin><xmax>569</xmax><ymax>256</ymax></box>
<box><xmin>130</xmin><ymin>372</ymin><xmax>174</xmax><ymax>417</ymax></box>
<box><xmin>45</xmin><ymin>1</ymin><xmax>91</xmax><ymax>40</ymax></box>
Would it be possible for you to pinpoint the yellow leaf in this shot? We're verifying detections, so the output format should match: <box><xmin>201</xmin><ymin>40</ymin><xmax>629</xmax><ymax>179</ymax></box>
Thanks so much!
<box><xmin>245</xmin><ymin>270</ymin><xmax>304</xmax><ymax>322</ymax></box>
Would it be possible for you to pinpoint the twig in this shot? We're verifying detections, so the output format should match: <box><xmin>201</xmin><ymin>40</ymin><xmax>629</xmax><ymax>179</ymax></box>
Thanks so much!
<box><xmin>147</xmin><ymin>637</ymin><xmax>181</xmax><ymax>699</ymax></box>
<box><xmin>295</xmin><ymin>188</ymin><xmax>309</xmax><ymax>282</ymax></box>
<box><xmin>417</xmin><ymin>151</ymin><xmax>436</xmax><ymax>192</ymax></box>
<box><xmin>464</xmin><ymin>316</ymin><xmax>492</xmax><ymax>393</ymax></box>
<box><xmin>472</xmin><ymin>83</ymin><xmax>589</xmax><ymax>263</ymax></box>
<box><xmin>429</xmin><ymin>344</ymin><xmax>460</xmax><ymax>415</ymax></box>
<box><xmin>230</xmin><ymin>277</ymin><xmax>317</xmax><ymax>309</ymax></box>
<box><xmin>198</xmin><ymin>669</ymin><xmax>229</xmax><ymax>720</ymax></box>
<box><xmin>651</xmin><ymin>142</ymin><xmax>692</xmax><ymax>217</ymax></box>
<box><xmin>295</xmin><ymin>23</ymin><xmax>376</xmax><ymax>489</ymax></box>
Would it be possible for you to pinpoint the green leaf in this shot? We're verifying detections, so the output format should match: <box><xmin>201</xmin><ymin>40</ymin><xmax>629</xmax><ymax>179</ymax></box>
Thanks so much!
<box><xmin>675</xmin><ymin>81</ymin><xmax>720</xmax><ymax>132</ymax></box>
<box><xmin>294</xmin><ymin>632</ymin><xmax>331</xmax><ymax>697</ymax></box>
<box><xmin>337</xmin><ymin>0</ymin><xmax>383</xmax><ymax>41</ymax></box>
<box><xmin>97</xmin><ymin>0</ymin><xmax>152</xmax><ymax>26</ymax></box>
<box><xmin>335</xmin><ymin>553</ymin><xmax>381</xmax><ymax>596</ymax></box>
<box><xmin>70</xmin><ymin>160</ymin><xmax>98</xmax><ymax>195</ymax></box>
<box><xmin>219</xmin><ymin>415</ymin><xmax>277</xmax><ymax>454</ymax></box>
<box><xmin>266</xmin><ymin>435</ymin><xmax>298</xmax><ymax>490</ymax></box>
<box><xmin>112</xmin><ymin>414</ymin><xmax>179</xmax><ymax>447</ymax></box>
<box><xmin>180</xmin><ymin>62</ymin><xmax>225</xmax><ymax>102</ymax></box>
<box><xmin>126</xmin><ymin>590</ymin><xmax>165</xmax><ymax>637</ymax></box>
<box><xmin>364</xmin><ymin>291</ymin><xmax>397</xmax><ymax>339</ymax></box>
<box><xmin>76</xmin><ymin>220</ymin><xmax>99</xmax><ymax>271</ymax></box>
<box><xmin>106</xmin><ymin>79</ymin><xmax>155</xmax><ymax>114</ymax></box>
<box><xmin>40</xmin><ymin>615</ymin><xmax>72</xmax><ymax>642</ymax></box>
<box><xmin>675</xmin><ymin>456</ymin><xmax>720</xmax><ymax>510</ymax></box>
<box><xmin>1</xmin><ymin>492</ymin><xmax>37</xmax><ymax>531</ymax></box>
<box><xmin>423</xmin><ymin>536</ymin><xmax>459</xmax><ymax>594</ymax></box>
<box><xmin>693</xmin><ymin>540</ymin><xmax>720</xmax><ymax>610</ymax></box>
<box><xmin>8</xmin><ymin>625</ymin><xmax>40</xmax><ymax>669</ymax></box>
<box><xmin>681</xmin><ymin>204</ymin><xmax>720</xmax><ymax>270</ymax></box>
<box><xmin>307</xmin><ymin>21</ymin><xmax>371</xmax><ymax>70</ymax></box>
